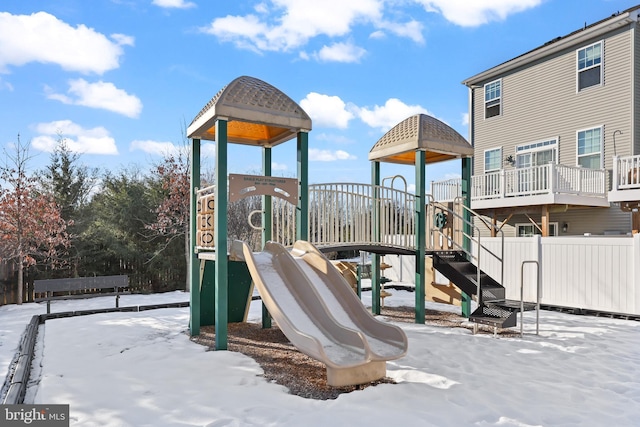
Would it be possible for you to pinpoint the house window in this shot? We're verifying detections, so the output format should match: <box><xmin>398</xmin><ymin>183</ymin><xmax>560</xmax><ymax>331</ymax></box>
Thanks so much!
<box><xmin>516</xmin><ymin>139</ymin><xmax>558</xmax><ymax>168</ymax></box>
<box><xmin>516</xmin><ymin>223</ymin><xmax>558</xmax><ymax>237</ymax></box>
<box><xmin>484</xmin><ymin>79</ymin><xmax>501</xmax><ymax>118</ymax></box>
<box><xmin>484</xmin><ymin>147</ymin><xmax>502</xmax><ymax>172</ymax></box>
<box><xmin>577</xmin><ymin>41</ymin><xmax>602</xmax><ymax>91</ymax></box>
<box><xmin>577</xmin><ymin>127</ymin><xmax>602</xmax><ymax>169</ymax></box>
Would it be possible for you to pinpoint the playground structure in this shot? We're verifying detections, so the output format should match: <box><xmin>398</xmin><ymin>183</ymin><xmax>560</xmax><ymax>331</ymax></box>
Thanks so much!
<box><xmin>187</xmin><ymin>76</ymin><xmax>536</xmax><ymax>385</ymax></box>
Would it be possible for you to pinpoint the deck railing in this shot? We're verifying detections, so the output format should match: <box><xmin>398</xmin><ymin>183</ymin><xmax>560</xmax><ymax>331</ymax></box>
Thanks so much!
<box><xmin>613</xmin><ymin>154</ymin><xmax>640</xmax><ymax>190</ymax></box>
<box><xmin>431</xmin><ymin>178</ymin><xmax>462</xmax><ymax>202</ymax></box>
<box><xmin>469</xmin><ymin>163</ymin><xmax>606</xmax><ymax>200</ymax></box>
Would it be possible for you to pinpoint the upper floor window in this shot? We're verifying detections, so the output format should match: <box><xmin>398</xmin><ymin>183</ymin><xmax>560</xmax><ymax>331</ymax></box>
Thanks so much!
<box><xmin>484</xmin><ymin>147</ymin><xmax>502</xmax><ymax>172</ymax></box>
<box><xmin>577</xmin><ymin>126</ymin><xmax>602</xmax><ymax>169</ymax></box>
<box><xmin>577</xmin><ymin>41</ymin><xmax>602</xmax><ymax>91</ymax></box>
<box><xmin>484</xmin><ymin>79</ymin><xmax>501</xmax><ymax>118</ymax></box>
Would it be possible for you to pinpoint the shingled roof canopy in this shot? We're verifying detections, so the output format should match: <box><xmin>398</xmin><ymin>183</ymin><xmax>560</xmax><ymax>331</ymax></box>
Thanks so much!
<box><xmin>369</xmin><ymin>114</ymin><xmax>473</xmax><ymax>165</ymax></box>
<box><xmin>187</xmin><ymin>76</ymin><xmax>312</xmax><ymax>147</ymax></box>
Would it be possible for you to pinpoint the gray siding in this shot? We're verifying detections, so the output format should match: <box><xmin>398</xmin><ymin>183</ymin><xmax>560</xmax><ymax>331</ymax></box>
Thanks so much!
<box><xmin>469</xmin><ymin>22</ymin><xmax>637</xmax><ymax>236</ymax></box>
<box><xmin>474</xmin><ymin>206</ymin><xmax>631</xmax><ymax>238</ymax></box>
<box><xmin>473</xmin><ymin>24</ymin><xmax>635</xmax><ymax>175</ymax></box>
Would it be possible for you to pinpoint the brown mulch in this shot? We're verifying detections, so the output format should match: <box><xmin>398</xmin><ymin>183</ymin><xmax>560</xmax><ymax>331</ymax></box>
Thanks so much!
<box><xmin>190</xmin><ymin>306</ymin><xmax>519</xmax><ymax>400</ymax></box>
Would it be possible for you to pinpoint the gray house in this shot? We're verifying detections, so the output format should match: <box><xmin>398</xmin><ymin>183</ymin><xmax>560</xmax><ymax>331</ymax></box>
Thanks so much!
<box><xmin>443</xmin><ymin>6</ymin><xmax>640</xmax><ymax>236</ymax></box>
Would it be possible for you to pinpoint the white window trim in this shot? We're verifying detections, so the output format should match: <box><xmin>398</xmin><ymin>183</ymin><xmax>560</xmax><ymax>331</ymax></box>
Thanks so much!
<box><xmin>516</xmin><ymin>222</ymin><xmax>559</xmax><ymax>237</ymax></box>
<box><xmin>484</xmin><ymin>147</ymin><xmax>503</xmax><ymax>173</ymax></box>
<box><xmin>576</xmin><ymin>125</ymin><xmax>604</xmax><ymax>169</ymax></box>
<box><xmin>576</xmin><ymin>40</ymin><xmax>604</xmax><ymax>93</ymax></box>
<box><xmin>515</xmin><ymin>137</ymin><xmax>559</xmax><ymax>166</ymax></box>
<box><xmin>484</xmin><ymin>78</ymin><xmax>502</xmax><ymax>119</ymax></box>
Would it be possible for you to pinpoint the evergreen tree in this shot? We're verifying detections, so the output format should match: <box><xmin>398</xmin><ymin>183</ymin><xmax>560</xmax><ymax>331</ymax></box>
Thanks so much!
<box><xmin>38</xmin><ymin>138</ymin><xmax>99</xmax><ymax>277</ymax></box>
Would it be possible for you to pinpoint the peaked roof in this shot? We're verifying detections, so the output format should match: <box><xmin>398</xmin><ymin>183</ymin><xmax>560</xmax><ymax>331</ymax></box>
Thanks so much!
<box><xmin>187</xmin><ymin>76</ymin><xmax>312</xmax><ymax>146</ymax></box>
<box><xmin>368</xmin><ymin>114</ymin><xmax>473</xmax><ymax>165</ymax></box>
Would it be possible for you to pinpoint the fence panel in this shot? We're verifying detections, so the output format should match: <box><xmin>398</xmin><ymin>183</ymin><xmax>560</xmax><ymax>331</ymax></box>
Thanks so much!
<box><xmin>477</xmin><ymin>235</ymin><xmax>639</xmax><ymax>315</ymax></box>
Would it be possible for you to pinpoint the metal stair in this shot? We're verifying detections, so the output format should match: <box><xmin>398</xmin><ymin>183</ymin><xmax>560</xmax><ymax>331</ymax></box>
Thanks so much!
<box><xmin>432</xmin><ymin>250</ymin><xmax>535</xmax><ymax>330</ymax></box>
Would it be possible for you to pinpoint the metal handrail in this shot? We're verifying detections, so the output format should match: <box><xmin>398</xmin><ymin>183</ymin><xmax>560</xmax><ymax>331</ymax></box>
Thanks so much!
<box><xmin>429</xmin><ymin>199</ymin><xmax>484</xmax><ymax>303</ymax></box>
<box><xmin>520</xmin><ymin>260</ymin><xmax>541</xmax><ymax>337</ymax></box>
<box><xmin>454</xmin><ymin>197</ymin><xmax>505</xmax><ymax>290</ymax></box>
<box><xmin>382</xmin><ymin>174</ymin><xmax>408</xmax><ymax>193</ymax></box>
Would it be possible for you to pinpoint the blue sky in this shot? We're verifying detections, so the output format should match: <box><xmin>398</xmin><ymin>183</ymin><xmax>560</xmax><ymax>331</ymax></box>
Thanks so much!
<box><xmin>1</xmin><ymin>0</ymin><xmax>638</xmax><ymax>189</ymax></box>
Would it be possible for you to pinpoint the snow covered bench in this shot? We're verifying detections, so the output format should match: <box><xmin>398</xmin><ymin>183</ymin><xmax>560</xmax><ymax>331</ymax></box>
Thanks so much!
<box><xmin>34</xmin><ymin>275</ymin><xmax>129</xmax><ymax>314</ymax></box>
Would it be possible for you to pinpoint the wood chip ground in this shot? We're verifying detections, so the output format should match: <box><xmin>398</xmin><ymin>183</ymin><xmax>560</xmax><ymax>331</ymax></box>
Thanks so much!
<box><xmin>190</xmin><ymin>306</ymin><xmax>519</xmax><ymax>400</ymax></box>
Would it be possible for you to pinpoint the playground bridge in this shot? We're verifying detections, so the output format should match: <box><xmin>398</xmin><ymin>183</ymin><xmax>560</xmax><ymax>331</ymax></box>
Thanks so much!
<box><xmin>196</xmin><ymin>180</ymin><xmax>463</xmax><ymax>255</ymax></box>
<box><xmin>195</xmin><ymin>178</ymin><xmax>537</xmax><ymax>335</ymax></box>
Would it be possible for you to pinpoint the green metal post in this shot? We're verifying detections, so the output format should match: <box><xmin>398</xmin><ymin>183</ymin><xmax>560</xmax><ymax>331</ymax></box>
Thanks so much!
<box><xmin>371</xmin><ymin>161</ymin><xmax>381</xmax><ymax>315</ymax></box>
<box><xmin>461</xmin><ymin>156</ymin><xmax>472</xmax><ymax>317</ymax></box>
<box><xmin>214</xmin><ymin>120</ymin><xmax>229</xmax><ymax>350</ymax></box>
<box><xmin>262</xmin><ymin>147</ymin><xmax>272</xmax><ymax>328</ymax></box>
<box><xmin>415</xmin><ymin>151</ymin><xmax>426</xmax><ymax>324</ymax></box>
<box><xmin>297</xmin><ymin>132</ymin><xmax>309</xmax><ymax>241</ymax></box>
<box><xmin>189</xmin><ymin>138</ymin><xmax>201</xmax><ymax>336</ymax></box>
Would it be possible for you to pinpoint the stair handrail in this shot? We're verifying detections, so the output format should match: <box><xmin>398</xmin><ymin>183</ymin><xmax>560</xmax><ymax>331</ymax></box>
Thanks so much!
<box><xmin>453</xmin><ymin>197</ymin><xmax>505</xmax><ymax>294</ymax></box>
<box><xmin>428</xmin><ymin>199</ymin><xmax>483</xmax><ymax>304</ymax></box>
<box><xmin>520</xmin><ymin>260</ymin><xmax>541</xmax><ymax>337</ymax></box>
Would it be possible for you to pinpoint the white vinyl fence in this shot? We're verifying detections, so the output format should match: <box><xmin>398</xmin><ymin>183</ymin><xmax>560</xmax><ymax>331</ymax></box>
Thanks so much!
<box><xmin>475</xmin><ymin>235</ymin><xmax>640</xmax><ymax>315</ymax></box>
<box><xmin>385</xmin><ymin>234</ymin><xmax>640</xmax><ymax>315</ymax></box>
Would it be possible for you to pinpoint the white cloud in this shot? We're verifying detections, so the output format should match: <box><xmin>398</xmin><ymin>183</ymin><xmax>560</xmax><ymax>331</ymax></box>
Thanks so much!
<box><xmin>272</xmin><ymin>162</ymin><xmax>288</xmax><ymax>171</ymax></box>
<box><xmin>309</xmin><ymin>148</ymin><xmax>356</xmax><ymax>162</ymax></box>
<box><xmin>356</xmin><ymin>98</ymin><xmax>430</xmax><ymax>131</ymax></box>
<box><xmin>200</xmin><ymin>0</ymin><xmax>542</xmax><ymax>56</ymax></box>
<box><xmin>130</xmin><ymin>140</ymin><xmax>179</xmax><ymax>156</ymax></box>
<box><xmin>47</xmin><ymin>79</ymin><xmax>142</xmax><ymax>118</ymax></box>
<box><xmin>0</xmin><ymin>12</ymin><xmax>131</xmax><ymax>74</ymax></box>
<box><xmin>462</xmin><ymin>112</ymin><xmax>469</xmax><ymax>126</ymax></box>
<box><xmin>315</xmin><ymin>42</ymin><xmax>366</xmax><ymax>63</ymax></box>
<box><xmin>415</xmin><ymin>0</ymin><xmax>542</xmax><ymax>27</ymax></box>
<box><xmin>152</xmin><ymin>0</ymin><xmax>196</xmax><ymax>8</ymax></box>
<box><xmin>32</xmin><ymin>120</ymin><xmax>118</xmax><ymax>155</ymax></box>
<box><xmin>300</xmin><ymin>93</ymin><xmax>355</xmax><ymax>129</ymax></box>
<box><xmin>201</xmin><ymin>0</ymin><xmax>384</xmax><ymax>52</ymax></box>
<box><xmin>201</xmin><ymin>142</ymin><xmax>217</xmax><ymax>160</ymax></box>
<box><xmin>376</xmin><ymin>19</ymin><xmax>424</xmax><ymax>43</ymax></box>
<box><xmin>110</xmin><ymin>33</ymin><xmax>135</xmax><ymax>47</ymax></box>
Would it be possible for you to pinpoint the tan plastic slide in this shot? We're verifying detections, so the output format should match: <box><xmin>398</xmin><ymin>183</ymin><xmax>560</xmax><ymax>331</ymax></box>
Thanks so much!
<box><xmin>231</xmin><ymin>240</ymin><xmax>408</xmax><ymax>387</ymax></box>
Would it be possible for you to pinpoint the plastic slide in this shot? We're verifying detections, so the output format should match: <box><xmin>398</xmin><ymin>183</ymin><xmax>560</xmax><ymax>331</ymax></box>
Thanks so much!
<box><xmin>231</xmin><ymin>240</ymin><xmax>408</xmax><ymax>387</ymax></box>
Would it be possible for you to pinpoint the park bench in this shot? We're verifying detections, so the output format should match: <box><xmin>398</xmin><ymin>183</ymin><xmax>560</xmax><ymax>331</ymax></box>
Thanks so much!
<box><xmin>34</xmin><ymin>275</ymin><xmax>129</xmax><ymax>314</ymax></box>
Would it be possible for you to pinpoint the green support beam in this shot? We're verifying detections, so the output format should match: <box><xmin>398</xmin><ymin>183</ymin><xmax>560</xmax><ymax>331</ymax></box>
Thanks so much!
<box><xmin>189</xmin><ymin>138</ymin><xmax>201</xmax><ymax>336</ymax></box>
<box><xmin>371</xmin><ymin>161</ymin><xmax>381</xmax><ymax>315</ymax></box>
<box><xmin>461</xmin><ymin>156</ymin><xmax>472</xmax><ymax>317</ymax></box>
<box><xmin>261</xmin><ymin>147</ymin><xmax>272</xmax><ymax>329</ymax></box>
<box><xmin>297</xmin><ymin>132</ymin><xmax>309</xmax><ymax>241</ymax></box>
<box><xmin>415</xmin><ymin>151</ymin><xmax>426</xmax><ymax>324</ymax></box>
<box><xmin>214</xmin><ymin>120</ymin><xmax>229</xmax><ymax>350</ymax></box>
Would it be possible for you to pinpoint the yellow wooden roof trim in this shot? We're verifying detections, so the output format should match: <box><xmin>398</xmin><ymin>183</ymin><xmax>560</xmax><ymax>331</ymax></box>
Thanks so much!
<box><xmin>187</xmin><ymin>76</ymin><xmax>312</xmax><ymax>147</ymax></box>
<box><xmin>368</xmin><ymin>114</ymin><xmax>473</xmax><ymax>165</ymax></box>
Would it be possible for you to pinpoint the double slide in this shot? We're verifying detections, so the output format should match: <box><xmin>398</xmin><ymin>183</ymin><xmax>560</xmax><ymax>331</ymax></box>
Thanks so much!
<box><xmin>231</xmin><ymin>240</ymin><xmax>408</xmax><ymax>387</ymax></box>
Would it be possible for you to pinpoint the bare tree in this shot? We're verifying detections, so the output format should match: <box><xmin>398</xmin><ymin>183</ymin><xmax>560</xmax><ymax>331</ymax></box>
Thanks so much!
<box><xmin>0</xmin><ymin>136</ymin><xmax>70</xmax><ymax>303</ymax></box>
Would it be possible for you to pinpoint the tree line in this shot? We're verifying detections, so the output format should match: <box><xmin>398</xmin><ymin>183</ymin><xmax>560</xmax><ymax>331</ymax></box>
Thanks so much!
<box><xmin>0</xmin><ymin>136</ymin><xmax>191</xmax><ymax>304</ymax></box>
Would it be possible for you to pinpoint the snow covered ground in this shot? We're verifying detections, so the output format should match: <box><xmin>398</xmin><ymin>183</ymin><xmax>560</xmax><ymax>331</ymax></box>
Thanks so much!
<box><xmin>1</xmin><ymin>288</ymin><xmax>639</xmax><ymax>426</ymax></box>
